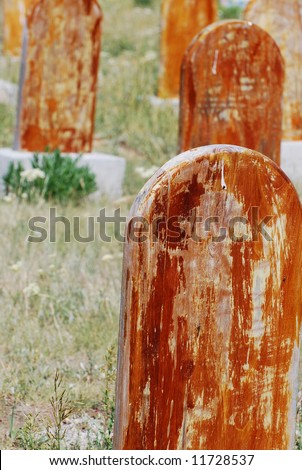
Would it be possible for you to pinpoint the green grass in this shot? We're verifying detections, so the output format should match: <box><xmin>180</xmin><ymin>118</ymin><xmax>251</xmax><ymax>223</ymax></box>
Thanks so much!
<box><xmin>0</xmin><ymin>103</ymin><xmax>15</xmax><ymax>147</ymax></box>
<box><xmin>219</xmin><ymin>6</ymin><xmax>242</xmax><ymax>20</ymax></box>
<box><xmin>0</xmin><ymin>198</ymin><xmax>127</xmax><ymax>449</ymax></box>
<box><xmin>1</xmin><ymin>0</ymin><xmax>171</xmax><ymax>450</ymax></box>
<box><xmin>95</xmin><ymin>0</ymin><xmax>178</xmax><ymax>197</ymax></box>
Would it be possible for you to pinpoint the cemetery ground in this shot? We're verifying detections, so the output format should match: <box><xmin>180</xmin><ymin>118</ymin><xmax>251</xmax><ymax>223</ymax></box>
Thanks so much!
<box><xmin>0</xmin><ymin>0</ymin><xmax>301</xmax><ymax>450</ymax></box>
<box><xmin>0</xmin><ymin>0</ymin><xmax>178</xmax><ymax>449</ymax></box>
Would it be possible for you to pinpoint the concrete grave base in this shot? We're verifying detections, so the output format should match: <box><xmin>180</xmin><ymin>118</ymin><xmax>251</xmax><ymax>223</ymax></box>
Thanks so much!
<box><xmin>281</xmin><ymin>141</ymin><xmax>302</xmax><ymax>194</ymax></box>
<box><xmin>0</xmin><ymin>79</ymin><xmax>18</xmax><ymax>107</ymax></box>
<box><xmin>0</xmin><ymin>148</ymin><xmax>126</xmax><ymax>199</ymax></box>
<box><xmin>0</xmin><ymin>143</ymin><xmax>300</xmax><ymax>199</ymax></box>
<box><xmin>148</xmin><ymin>95</ymin><xmax>179</xmax><ymax>111</ymax></box>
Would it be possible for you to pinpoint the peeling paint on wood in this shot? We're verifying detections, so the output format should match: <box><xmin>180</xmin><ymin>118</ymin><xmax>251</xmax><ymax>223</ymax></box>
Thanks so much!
<box><xmin>19</xmin><ymin>0</ymin><xmax>102</xmax><ymax>153</ymax></box>
<box><xmin>179</xmin><ymin>21</ymin><xmax>284</xmax><ymax>165</ymax></box>
<box><xmin>158</xmin><ymin>0</ymin><xmax>217</xmax><ymax>99</ymax></box>
<box><xmin>244</xmin><ymin>0</ymin><xmax>302</xmax><ymax>140</ymax></box>
<box><xmin>3</xmin><ymin>0</ymin><xmax>36</xmax><ymax>56</ymax></box>
<box><xmin>114</xmin><ymin>144</ymin><xmax>302</xmax><ymax>450</ymax></box>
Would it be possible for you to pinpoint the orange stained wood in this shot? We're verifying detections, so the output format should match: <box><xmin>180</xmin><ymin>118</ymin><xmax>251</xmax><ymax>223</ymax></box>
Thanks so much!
<box><xmin>179</xmin><ymin>21</ymin><xmax>284</xmax><ymax>165</ymax></box>
<box><xmin>158</xmin><ymin>0</ymin><xmax>218</xmax><ymax>98</ymax></box>
<box><xmin>244</xmin><ymin>0</ymin><xmax>302</xmax><ymax>140</ymax></box>
<box><xmin>114</xmin><ymin>144</ymin><xmax>302</xmax><ymax>450</ymax></box>
<box><xmin>3</xmin><ymin>0</ymin><xmax>36</xmax><ymax>56</ymax></box>
<box><xmin>19</xmin><ymin>0</ymin><xmax>102</xmax><ymax>153</ymax></box>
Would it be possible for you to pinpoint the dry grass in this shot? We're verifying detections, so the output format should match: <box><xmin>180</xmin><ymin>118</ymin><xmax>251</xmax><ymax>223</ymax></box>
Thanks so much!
<box><xmin>0</xmin><ymin>0</ymin><xmax>168</xmax><ymax>448</ymax></box>
<box><xmin>0</xmin><ymin>0</ymin><xmax>301</xmax><ymax>449</ymax></box>
<box><xmin>0</xmin><ymin>198</ymin><xmax>127</xmax><ymax>448</ymax></box>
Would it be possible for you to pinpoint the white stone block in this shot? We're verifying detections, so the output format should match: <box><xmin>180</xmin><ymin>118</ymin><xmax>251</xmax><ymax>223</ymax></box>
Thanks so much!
<box><xmin>78</xmin><ymin>152</ymin><xmax>126</xmax><ymax>199</ymax></box>
<box><xmin>148</xmin><ymin>95</ymin><xmax>179</xmax><ymax>111</ymax></box>
<box><xmin>0</xmin><ymin>148</ymin><xmax>126</xmax><ymax>199</ymax></box>
<box><xmin>281</xmin><ymin>141</ymin><xmax>302</xmax><ymax>194</ymax></box>
<box><xmin>0</xmin><ymin>79</ymin><xmax>18</xmax><ymax>107</ymax></box>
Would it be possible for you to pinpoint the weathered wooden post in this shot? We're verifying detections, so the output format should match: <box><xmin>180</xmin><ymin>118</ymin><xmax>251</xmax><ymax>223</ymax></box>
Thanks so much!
<box><xmin>158</xmin><ymin>0</ymin><xmax>217</xmax><ymax>99</ymax></box>
<box><xmin>114</xmin><ymin>144</ymin><xmax>302</xmax><ymax>450</ymax></box>
<box><xmin>17</xmin><ymin>0</ymin><xmax>102</xmax><ymax>153</ymax></box>
<box><xmin>244</xmin><ymin>0</ymin><xmax>302</xmax><ymax>140</ymax></box>
<box><xmin>3</xmin><ymin>0</ymin><xmax>35</xmax><ymax>56</ymax></box>
<box><xmin>179</xmin><ymin>21</ymin><xmax>284</xmax><ymax>165</ymax></box>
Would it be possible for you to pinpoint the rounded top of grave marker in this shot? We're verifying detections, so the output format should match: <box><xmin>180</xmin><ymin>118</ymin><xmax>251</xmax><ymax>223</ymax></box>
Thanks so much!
<box><xmin>130</xmin><ymin>144</ymin><xmax>301</xmax><ymax>222</ymax></box>
<box><xmin>179</xmin><ymin>20</ymin><xmax>284</xmax><ymax>162</ymax></box>
<box><xmin>184</xmin><ymin>19</ymin><xmax>284</xmax><ymax>66</ymax></box>
<box><xmin>27</xmin><ymin>0</ymin><xmax>103</xmax><ymax>22</ymax></box>
<box><xmin>243</xmin><ymin>0</ymin><xmax>302</xmax><ymax>139</ymax></box>
<box><xmin>116</xmin><ymin>143</ymin><xmax>302</xmax><ymax>451</ymax></box>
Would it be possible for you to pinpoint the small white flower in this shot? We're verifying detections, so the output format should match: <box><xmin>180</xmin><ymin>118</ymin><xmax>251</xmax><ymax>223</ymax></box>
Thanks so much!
<box><xmin>21</xmin><ymin>193</ymin><xmax>28</xmax><ymax>199</ymax></box>
<box><xmin>3</xmin><ymin>195</ymin><xmax>12</xmax><ymax>203</ymax></box>
<box><xmin>102</xmin><ymin>254</ymin><xmax>114</xmax><ymax>261</ymax></box>
<box><xmin>21</xmin><ymin>168</ymin><xmax>45</xmax><ymax>183</ymax></box>
<box><xmin>141</xmin><ymin>50</ymin><xmax>157</xmax><ymax>63</ymax></box>
<box><xmin>23</xmin><ymin>283</ymin><xmax>40</xmax><ymax>297</ymax></box>
<box><xmin>10</xmin><ymin>261</ymin><xmax>22</xmax><ymax>272</ymax></box>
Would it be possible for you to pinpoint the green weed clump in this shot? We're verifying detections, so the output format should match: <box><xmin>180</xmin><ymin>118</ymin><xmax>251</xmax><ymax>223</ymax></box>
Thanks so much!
<box><xmin>13</xmin><ymin>371</ymin><xmax>74</xmax><ymax>450</ymax></box>
<box><xmin>47</xmin><ymin>371</ymin><xmax>74</xmax><ymax>450</ymax></box>
<box><xmin>3</xmin><ymin>150</ymin><xmax>97</xmax><ymax>204</ymax></box>
<box><xmin>100</xmin><ymin>346</ymin><xmax>116</xmax><ymax>449</ymax></box>
<box><xmin>93</xmin><ymin>346</ymin><xmax>117</xmax><ymax>450</ymax></box>
<box><xmin>133</xmin><ymin>0</ymin><xmax>154</xmax><ymax>7</ymax></box>
<box><xmin>15</xmin><ymin>413</ymin><xmax>48</xmax><ymax>450</ymax></box>
<box><xmin>0</xmin><ymin>104</ymin><xmax>14</xmax><ymax>147</ymax></box>
<box><xmin>219</xmin><ymin>5</ymin><xmax>242</xmax><ymax>19</ymax></box>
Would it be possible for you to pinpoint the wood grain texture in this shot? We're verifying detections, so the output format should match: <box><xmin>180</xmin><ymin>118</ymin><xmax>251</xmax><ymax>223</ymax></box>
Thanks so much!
<box><xmin>179</xmin><ymin>21</ymin><xmax>284</xmax><ymax>165</ymax></box>
<box><xmin>19</xmin><ymin>0</ymin><xmax>102</xmax><ymax>153</ymax></box>
<box><xmin>158</xmin><ymin>0</ymin><xmax>217</xmax><ymax>99</ymax></box>
<box><xmin>3</xmin><ymin>0</ymin><xmax>35</xmax><ymax>56</ymax></box>
<box><xmin>244</xmin><ymin>0</ymin><xmax>302</xmax><ymax>140</ymax></box>
<box><xmin>114</xmin><ymin>144</ymin><xmax>302</xmax><ymax>450</ymax></box>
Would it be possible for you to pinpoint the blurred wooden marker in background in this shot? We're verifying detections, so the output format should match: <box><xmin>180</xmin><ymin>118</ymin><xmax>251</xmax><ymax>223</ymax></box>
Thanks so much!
<box><xmin>158</xmin><ymin>0</ymin><xmax>217</xmax><ymax>99</ymax></box>
<box><xmin>244</xmin><ymin>0</ymin><xmax>302</xmax><ymax>140</ymax></box>
<box><xmin>17</xmin><ymin>0</ymin><xmax>103</xmax><ymax>153</ymax></box>
<box><xmin>179</xmin><ymin>21</ymin><xmax>284</xmax><ymax>165</ymax></box>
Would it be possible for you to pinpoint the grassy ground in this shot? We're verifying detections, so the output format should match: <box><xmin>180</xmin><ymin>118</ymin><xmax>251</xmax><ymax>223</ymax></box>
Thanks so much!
<box><xmin>0</xmin><ymin>0</ymin><xmax>179</xmax><ymax>450</ymax></box>
<box><xmin>0</xmin><ymin>0</ymin><xmax>301</xmax><ymax>450</ymax></box>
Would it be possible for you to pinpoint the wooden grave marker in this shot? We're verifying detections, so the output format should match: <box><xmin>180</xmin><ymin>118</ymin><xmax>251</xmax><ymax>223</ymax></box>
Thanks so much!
<box><xmin>179</xmin><ymin>21</ymin><xmax>284</xmax><ymax>165</ymax></box>
<box><xmin>114</xmin><ymin>144</ymin><xmax>302</xmax><ymax>450</ymax></box>
<box><xmin>244</xmin><ymin>0</ymin><xmax>302</xmax><ymax>140</ymax></box>
<box><xmin>3</xmin><ymin>0</ymin><xmax>36</xmax><ymax>56</ymax></box>
<box><xmin>17</xmin><ymin>0</ymin><xmax>102</xmax><ymax>153</ymax></box>
<box><xmin>158</xmin><ymin>0</ymin><xmax>217</xmax><ymax>99</ymax></box>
